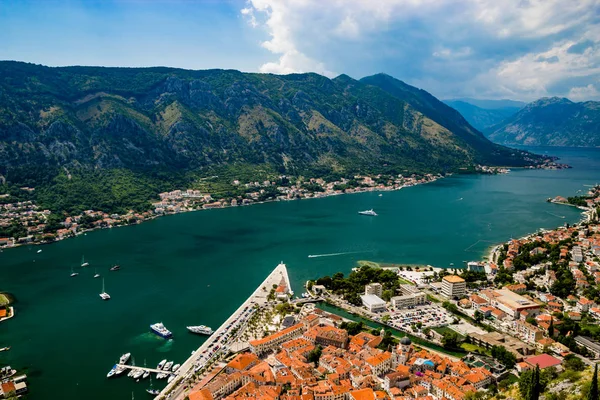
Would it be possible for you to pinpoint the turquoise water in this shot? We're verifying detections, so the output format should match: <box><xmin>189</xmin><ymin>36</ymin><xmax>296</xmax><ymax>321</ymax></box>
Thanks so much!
<box><xmin>0</xmin><ymin>146</ymin><xmax>599</xmax><ymax>400</ymax></box>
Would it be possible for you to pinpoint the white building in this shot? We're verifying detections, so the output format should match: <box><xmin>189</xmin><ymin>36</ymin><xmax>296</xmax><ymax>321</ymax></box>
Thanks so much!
<box><xmin>441</xmin><ymin>275</ymin><xmax>466</xmax><ymax>298</ymax></box>
<box><xmin>361</xmin><ymin>294</ymin><xmax>387</xmax><ymax>312</ymax></box>
<box><xmin>572</xmin><ymin>246</ymin><xmax>583</xmax><ymax>263</ymax></box>
<box><xmin>391</xmin><ymin>292</ymin><xmax>426</xmax><ymax>309</ymax></box>
<box><xmin>365</xmin><ymin>283</ymin><xmax>383</xmax><ymax>297</ymax></box>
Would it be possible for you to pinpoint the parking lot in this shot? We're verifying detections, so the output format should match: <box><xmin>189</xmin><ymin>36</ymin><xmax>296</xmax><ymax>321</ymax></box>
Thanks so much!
<box><xmin>387</xmin><ymin>303</ymin><xmax>455</xmax><ymax>330</ymax></box>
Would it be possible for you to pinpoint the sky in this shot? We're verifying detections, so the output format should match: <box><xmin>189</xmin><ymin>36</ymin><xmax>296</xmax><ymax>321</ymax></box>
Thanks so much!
<box><xmin>1</xmin><ymin>0</ymin><xmax>599</xmax><ymax>102</ymax></box>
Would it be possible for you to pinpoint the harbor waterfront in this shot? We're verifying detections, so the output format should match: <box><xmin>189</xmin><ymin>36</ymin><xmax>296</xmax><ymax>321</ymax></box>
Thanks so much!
<box><xmin>0</xmin><ymin>146</ymin><xmax>599</xmax><ymax>399</ymax></box>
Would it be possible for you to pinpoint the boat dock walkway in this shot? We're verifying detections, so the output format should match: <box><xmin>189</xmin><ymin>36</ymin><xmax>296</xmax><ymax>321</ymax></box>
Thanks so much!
<box><xmin>117</xmin><ymin>364</ymin><xmax>174</xmax><ymax>375</ymax></box>
<box><xmin>160</xmin><ymin>262</ymin><xmax>293</xmax><ymax>400</ymax></box>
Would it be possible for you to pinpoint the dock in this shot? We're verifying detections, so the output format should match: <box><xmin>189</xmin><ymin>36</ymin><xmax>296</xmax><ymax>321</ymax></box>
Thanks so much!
<box><xmin>158</xmin><ymin>262</ymin><xmax>293</xmax><ymax>400</ymax></box>
<box><xmin>117</xmin><ymin>364</ymin><xmax>174</xmax><ymax>375</ymax></box>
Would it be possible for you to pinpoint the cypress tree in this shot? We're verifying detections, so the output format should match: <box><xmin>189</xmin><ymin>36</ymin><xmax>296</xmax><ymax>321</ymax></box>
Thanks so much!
<box><xmin>548</xmin><ymin>317</ymin><xmax>554</xmax><ymax>338</ymax></box>
<box><xmin>589</xmin><ymin>364</ymin><xmax>599</xmax><ymax>400</ymax></box>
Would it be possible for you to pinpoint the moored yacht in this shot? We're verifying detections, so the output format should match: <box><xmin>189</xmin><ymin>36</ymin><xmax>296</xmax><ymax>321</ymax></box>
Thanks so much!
<box><xmin>186</xmin><ymin>325</ymin><xmax>213</xmax><ymax>335</ymax></box>
<box><xmin>81</xmin><ymin>255</ymin><xmax>89</xmax><ymax>267</ymax></box>
<box><xmin>164</xmin><ymin>361</ymin><xmax>173</xmax><ymax>371</ymax></box>
<box><xmin>119</xmin><ymin>353</ymin><xmax>131</xmax><ymax>364</ymax></box>
<box><xmin>157</xmin><ymin>359</ymin><xmax>167</xmax><ymax>370</ymax></box>
<box><xmin>150</xmin><ymin>322</ymin><xmax>172</xmax><ymax>339</ymax></box>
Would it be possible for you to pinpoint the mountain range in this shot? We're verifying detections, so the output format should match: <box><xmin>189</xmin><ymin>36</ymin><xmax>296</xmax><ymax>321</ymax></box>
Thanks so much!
<box><xmin>443</xmin><ymin>98</ymin><xmax>525</xmax><ymax>132</ymax></box>
<box><xmin>486</xmin><ymin>97</ymin><xmax>600</xmax><ymax>147</ymax></box>
<box><xmin>0</xmin><ymin>61</ymin><xmax>542</xmax><ymax>212</ymax></box>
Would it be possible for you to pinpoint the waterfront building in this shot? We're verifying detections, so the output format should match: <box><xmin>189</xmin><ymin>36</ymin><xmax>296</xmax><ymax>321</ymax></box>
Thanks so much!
<box><xmin>391</xmin><ymin>292</ymin><xmax>426</xmax><ymax>309</ymax></box>
<box><xmin>360</xmin><ymin>294</ymin><xmax>386</xmax><ymax>313</ymax></box>
<box><xmin>365</xmin><ymin>283</ymin><xmax>383</xmax><ymax>297</ymax></box>
<box><xmin>441</xmin><ymin>275</ymin><xmax>466</xmax><ymax>298</ymax></box>
<box><xmin>249</xmin><ymin>323</ymin><xmax>305</xmax><ymax>355</ymax></box>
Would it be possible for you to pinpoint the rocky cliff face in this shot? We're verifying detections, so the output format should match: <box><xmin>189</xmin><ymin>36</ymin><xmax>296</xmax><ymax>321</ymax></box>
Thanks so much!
<box><xmin>487</xmin><ymin>97</ymin><xmax>600</xmax><ymax>147</ymax></box>
<box><xmin>0</xmin><ymin>62</ymin><xmax>541</xmax><ymax>186</ymax></box>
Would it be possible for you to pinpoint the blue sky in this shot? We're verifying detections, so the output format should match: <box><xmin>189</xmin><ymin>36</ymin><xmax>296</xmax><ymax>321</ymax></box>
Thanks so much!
<box><xmin>1</xmin><ymin>0</ymin><xmax>599</xmax><ymax>101</ymax></box>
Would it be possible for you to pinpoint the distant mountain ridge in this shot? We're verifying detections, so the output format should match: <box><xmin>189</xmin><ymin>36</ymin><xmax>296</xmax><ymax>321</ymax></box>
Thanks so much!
<box><xmin>443</xmin><ymin>98</ymin><xmax>524</xmax><ymax>131</ymax></box>
<box><xmin>0</xmin><ymin>62</ymin><xmax>542</xmax><ymax>212</ymax></box>
<box><xmin>487</xmin><ymin>97</ymin><xmax>600</xmax><ymax>147</ymax></box>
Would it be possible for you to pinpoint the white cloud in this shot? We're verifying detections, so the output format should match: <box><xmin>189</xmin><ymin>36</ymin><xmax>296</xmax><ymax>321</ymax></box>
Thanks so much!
<box><xmin>240</xmin><ymin>0</ymin><xmax>600</xmax><ymax>100</ymax></box>
<box><xmin>569</xmin><ymin>84</ymin><xmax>600</xmax><ymax>101</ymax></box>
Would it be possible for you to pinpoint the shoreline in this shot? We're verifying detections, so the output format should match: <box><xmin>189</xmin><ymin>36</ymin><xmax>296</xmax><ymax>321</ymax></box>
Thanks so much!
<box><xmin>1</xmin><ymin>176</ymin><xmax>441</xmax><ymax>252</ymax></box>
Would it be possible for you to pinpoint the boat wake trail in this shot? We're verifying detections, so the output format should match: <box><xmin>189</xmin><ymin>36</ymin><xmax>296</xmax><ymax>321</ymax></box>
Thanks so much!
<box><xmin>545</xmin><ymin>211</ymin><xmax>565</xmax><ymax>219</ymax></box>
<box><xmin>308</xmin><ymin>251</ymin><xmax>367</xmax><ymax>258</ymax></box>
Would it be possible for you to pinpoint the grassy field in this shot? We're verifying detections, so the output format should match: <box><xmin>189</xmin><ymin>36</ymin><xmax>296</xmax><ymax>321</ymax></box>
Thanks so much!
<box><xmin>460</xmin><ymin>342</ymin><xmax>491</xmax><ymax>355</ymax></box>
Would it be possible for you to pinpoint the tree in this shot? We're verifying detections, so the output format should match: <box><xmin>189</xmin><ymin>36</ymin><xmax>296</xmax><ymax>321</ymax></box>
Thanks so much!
<box><xmin>307</xmin><ymin>345</ymin><xmax>322</xmax><ymax>365</ymax></box>
<box><xmin>377</xmin><ymin>330</ymin><xmax>395</xmax><ymax>350</ymax></box>
<box><xmin>520</xmin><ymin>366</ymin><xmax>541</xmax><ymax>400</ymax></box>
<box><xmin>474</xmin><ymin>310</ymin><xmax>484</xmax><ymax>323</ymax></box>
<box><xmin>564</xmin><ymin>354</ymin><xmax>586</xmax><ymax>372</ymax></box>
<box><xmin>589</xmin><ymin>364</ymin><xmax>599</xmax><ymax>400</ymax></box>
<box><xmin>491</xmin><ymin>345</ymin><xmax>516</xmax><ymax>369</ymax></box>
<box><xmin>441</xmin><ymin>331</ymin><xmax>459</xmax><ymax>349</ymax></box>
<box><xmin>548</xmin><ymin>317</ymin><xmax>554</xmax><ymax>338</ymax></box>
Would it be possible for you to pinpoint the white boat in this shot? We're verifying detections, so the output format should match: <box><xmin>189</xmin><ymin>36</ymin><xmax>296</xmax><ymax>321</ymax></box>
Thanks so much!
<box><xmin>142</xmin><ymin>370</ymin><xmax>150</xmax><ymax>379</ymax></box>
<box><xmin>107</xmin><ymin>365</ymin><xmax>118</xmax><ymax>378</ymax></box>
<box><xmin>94</xmin><ymin>268</ymin><xmax>100</xmax><ymax>278</ymax></box>
<box><xmin>172</xmin><ymin>363</ymin><xmax>180</xmax><ymax>372</ymax></box>
<box><xmin>120</xmin><ymin>353</ymin><xmax>131</xmax><ymax>364</ymax></box>
<box><xmin>132</xmin><ymin>369</ymin><xmax>144</xmax><ymax>379</ymax></box>
<box><xmin>164</xmin><ymin>361</ymin><xmax>173</xmax><ymax>371</ymax></box>
<box><xmin>147</xmin><ymin>375</ymin><xmax>160</xmax><ymax>395</ymax></box>
<box><xmin>37</xmin><ymin>249</ymin><xmax>42</xmax><ymax>253</ymax></box>
<box><xmin>187</xmin><ymin>325</ymin><xmax>213</xmax><ymax>335</ymax></box>
<box><xmin>358</xmin><ymin>209</ymin><xmax>378</xmax><ymax>216</ymax></box>
<box><xmin>81</xmin><ymin>255</ymin><xmax>89</xmax><ymax>267</ymax></box>
<box><xmin>157</xmin><ymin>359</ymin><xmax>167</xmax><ymax>370</ymax></box>
<box><xmin>156</xmin><ymin>372</ymin><xmax>167</xmax><ymax>379</ymax></box>
<box><xmin>70</xmin><ymin>265</ymin><xmax>78</xmax><ymax>277</ymax></box>
<box><xmin>378</xmin><ymin>194</ymin><xmax>383</xmax><ymax>197</ymax></box>
<box><xmin>150</xmin><ymin>322</ymin><xmax>172</xmax><ymax>339</ymax></box>
<box><xmin>99</xmin><ymin>278</ymin><xmax>111</xmax><ymax>300</ymax></box>
<box><xmin>115</xmin><ymin>365</ymin><xmax>126</xmax><ymax>376</ymax></box>
<box><xmin>127</xmin><ymin>368</ymin><xmax>136</xmax><ymax>377</ymax></box>
<box><xmin>168</xmin><ymin>375</ymin><xmax>175</xmax><ymax>383</ymax></box>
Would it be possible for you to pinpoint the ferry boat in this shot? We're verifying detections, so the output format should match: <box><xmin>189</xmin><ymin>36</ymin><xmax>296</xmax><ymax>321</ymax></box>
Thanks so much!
<box><xmin>157</xmin><ymin>359</ymin><xmax>167</xmax><ymax>370</ymax></box>
<box><xmin>186</xmin><ymin>325</ymin><xmax>213</xmax><ymax>335</ymax></box>
<box><xmin>150</xmin><ymin>322</ymin><xmax>172</xmax><ymax>339</ymax></box>
<box><xmin>119</xmin><ymin>353</ymin><xmax>131</xmax><ymax>364</ymax></box>
<box><xmin>358</xmin><ymin>209</ymin><xmax>377</xmax><ymax>216</ymax></box>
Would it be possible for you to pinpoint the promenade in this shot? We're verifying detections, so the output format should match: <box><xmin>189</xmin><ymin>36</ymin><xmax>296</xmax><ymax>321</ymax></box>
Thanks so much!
<box><xmin>158</xmin><ymin>262</ymin><xmax>292</xmax><ymax>400</ymax></box>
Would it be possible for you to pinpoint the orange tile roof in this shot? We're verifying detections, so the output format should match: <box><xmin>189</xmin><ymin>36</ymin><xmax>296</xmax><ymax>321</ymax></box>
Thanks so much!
<box><xmin>250</xmin><ymin>323</ymin><xmax>304</xmax><ymax>346</ymax></box>
<box><xmin>443</xmin><ymin>275</ymin><xmax>465</xmax><ymax>283</ymax></box>
<box><xmin>350</xmin><ymin>388</ymin><xmax>376</xmax><ymax>400</ymax></box>
<box><xmin>226</xmin><ymin>352</ymin><xmax>259</xmax><ymax>371</ymax></box>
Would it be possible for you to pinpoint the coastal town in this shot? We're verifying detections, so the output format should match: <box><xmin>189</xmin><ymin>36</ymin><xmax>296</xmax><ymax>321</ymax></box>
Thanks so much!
<box><xmin>156</xmin><ymin>185</ymin><xmax>600</xmax><ymax>400</ymax></box>
<box><xmin>0</xmin><ymin>159</ymin><xmax>569</xmax><ymax>250</ymax></box>
<box><xmin>0</xmin><ymin>172</ymin><xmax>442</xmax><ymax>249</ymax></box>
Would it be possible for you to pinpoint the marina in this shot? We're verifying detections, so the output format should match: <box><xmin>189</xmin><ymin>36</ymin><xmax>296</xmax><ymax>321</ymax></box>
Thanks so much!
<box><xmin>157</xmin><ymin>262</ymin><xmax>292</xmax><ymax>400</ymax></box>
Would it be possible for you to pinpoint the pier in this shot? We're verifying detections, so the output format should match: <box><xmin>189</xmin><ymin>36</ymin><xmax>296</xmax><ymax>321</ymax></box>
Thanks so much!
<box><xmin>157</xmin><ymin>262</ymin><xmax>292</xmax><ymax>400</ymax></box>
<box><xmin>116</xmin><ymin>364</ymin><xmax>173</xmax><ymax>375</ymax></box>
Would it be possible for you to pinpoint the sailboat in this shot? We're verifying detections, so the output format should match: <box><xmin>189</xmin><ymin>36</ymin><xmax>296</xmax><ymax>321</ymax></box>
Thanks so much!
<box><xmin>146</xmin><ymin>373</ymin><xmax>160</xmax><ymax>395</ymax></box>
<box><xmin>94</xmin><ymin>268</ymin><xmax>100</xmax><ymax>278</ymax></box>
<box><xmin>70</xmin><ymin>265</ymin><xmax>79</xmax><ymax>277</ymax></box>
<box><xmin>81</xmin><ymin>255</ymin><xmax>89</xmax><ymax>267</ymax></box>
<box><xmin>99</xmin><ymin>278</ymin><xmax>111</xmax><ymax>300</ymax></box>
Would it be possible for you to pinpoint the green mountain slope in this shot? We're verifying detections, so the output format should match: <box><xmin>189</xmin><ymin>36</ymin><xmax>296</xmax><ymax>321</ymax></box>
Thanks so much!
<box><xmin>0</xmin><ymin>62</ymin><xmax>542</xmax><ymax>212</ymax></box>
<box><xmin>443</xmin><ymin>99</ymin><xmax>523</xmax><ymax>131</ymax></box>
<box><xmin>487</xmin><ymin>97</ymin><xmax>600</xmax><ymax>147</ymax></box>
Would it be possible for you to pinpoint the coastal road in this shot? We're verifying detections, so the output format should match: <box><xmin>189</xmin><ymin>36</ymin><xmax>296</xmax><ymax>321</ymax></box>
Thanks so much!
<box><xmin>159</xmin><ymin>263</ymin><xmax>291</xmax><ymax>400</ymax></box>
